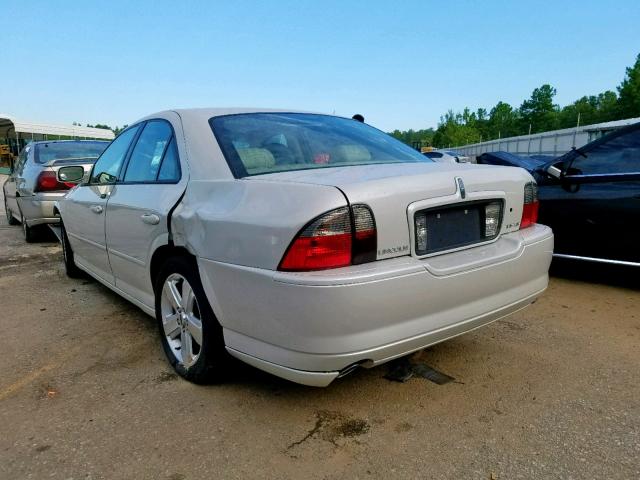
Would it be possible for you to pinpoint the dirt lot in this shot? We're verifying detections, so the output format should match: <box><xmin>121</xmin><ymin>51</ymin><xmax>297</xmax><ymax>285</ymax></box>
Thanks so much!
<box><xmin>1</xmin><ymin>182</ymin><xmax>639</xmax><ymax>479</ymax></box>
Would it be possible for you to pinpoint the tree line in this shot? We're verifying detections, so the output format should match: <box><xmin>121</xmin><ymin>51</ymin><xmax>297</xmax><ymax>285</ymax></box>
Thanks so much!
<box><xmin>73</xmin><ymin>122</ymin><xmax>128</xmax><ymax>135</ymax></box>
<box><xmin>391</xmin><ymin>53</ymin><xmax>640</xmax><ymax>149</ymax></box>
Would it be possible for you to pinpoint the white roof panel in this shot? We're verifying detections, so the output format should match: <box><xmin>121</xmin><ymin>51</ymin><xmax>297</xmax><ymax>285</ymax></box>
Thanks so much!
<box><xmin>0</xmin><ymin>114</ymin><xmax>115</xmax><ymax>140</ymax></box>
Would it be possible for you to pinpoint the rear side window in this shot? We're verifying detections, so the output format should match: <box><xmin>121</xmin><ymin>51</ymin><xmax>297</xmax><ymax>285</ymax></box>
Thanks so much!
<box><xmin>157</xmin><ymin>137</ymin><xmax>180</xmax><ymax>182</ymax></box>
<box><xmin>210</xmin><ymin>113</ymin><xmax>427</xmax><ymax>178</ymax></box>
<box><xmin>90</xmin><ymin>126</ymin><xmax>140</xmax><ymax>184</ymax></box>
<box><xmin>124</xmin><ymin>121</ymin><xmax>175</xmax><ymax>182</ymax></box>
<box><xmin>424</xmin><ymin>151</ymin><xmax>443</xmax><ymax>159</ymax></box>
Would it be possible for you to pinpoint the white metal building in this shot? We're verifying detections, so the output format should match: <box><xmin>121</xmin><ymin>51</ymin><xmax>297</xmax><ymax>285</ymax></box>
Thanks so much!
<box><xmin>453</xmin><ymin>117</ymin><xmax>640</xmax><ymax>160</ymax></box>
<box><xmin>0</xmin><ymin>114</ymin><xmax>115</xmax><ymax>173</ymax></box>
<box><xmin>0</xmin><ymin>113</ymin><xmax>114</xmax><ymax>155</ymax></box>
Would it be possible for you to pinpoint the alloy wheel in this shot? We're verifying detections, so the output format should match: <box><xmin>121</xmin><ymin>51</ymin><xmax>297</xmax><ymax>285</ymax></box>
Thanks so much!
<box><xmin>160</xmin><ymin>273</ymin><xmax>204</xmax><ymax>368</ymax></box>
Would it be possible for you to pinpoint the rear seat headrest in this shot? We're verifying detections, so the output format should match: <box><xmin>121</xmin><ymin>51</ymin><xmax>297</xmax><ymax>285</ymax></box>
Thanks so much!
<box><xmin>236</xmin><ymin>147</ymin><xmax>276</xmax><ymax>172</ymax></box>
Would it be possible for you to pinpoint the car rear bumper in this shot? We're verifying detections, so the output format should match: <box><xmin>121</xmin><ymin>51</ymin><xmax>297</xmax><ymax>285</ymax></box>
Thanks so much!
<box><xmin>17</xmin><ymin>194</ymin><xmax>64</xmax><ymax>226</ymax></box>
<box><xmin>198</xmin><ymin>224</ymin><xmax>554</xmax><ymax>387</ymax></box>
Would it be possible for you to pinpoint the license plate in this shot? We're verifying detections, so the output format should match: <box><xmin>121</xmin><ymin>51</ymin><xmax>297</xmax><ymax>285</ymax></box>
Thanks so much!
<box><xmin>415</xmin><ymin>204</ymin><xmax>484</xmax><ymax>255</ymax></box>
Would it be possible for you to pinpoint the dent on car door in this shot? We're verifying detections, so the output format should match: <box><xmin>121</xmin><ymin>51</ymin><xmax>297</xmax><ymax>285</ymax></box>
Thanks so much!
<box><xmin>105</xmin><ymin>119</ymin><xmax>185</xmax><ymax>308</ymax></box>
<box><xmin>63</xmin><ymin>126</ymin><xmax>141</xmax><ymax>283</ymax></box>
<box><xmin>541</xmin><ymin>125</ymin><xmax>640</xmax><ymax>263</ymax></box>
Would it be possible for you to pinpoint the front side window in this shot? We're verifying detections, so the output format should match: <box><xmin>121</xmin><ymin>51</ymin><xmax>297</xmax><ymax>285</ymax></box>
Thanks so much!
<box><xmin>34</xmin><ymin>141</ymin><xmax>108</xmax><ymax>164</ymax></box>
<box><xmin>572</xmin><ymin>127</ymin><xmax>640</xmax><ymax>175</ymax></box>
<box><xmin>90</xmin><ymin>126</ymin><xmax>140</xmax><ymax>184</ymax></box>
<box><xmin>210</xmin><ymin>113</ymin><xmax>428</xmax><ymax>177</ymax></box>
<box><xmin>123</xmin><ymin>120</ymin><xmax>174</xmax><ymax>182</ymax></box>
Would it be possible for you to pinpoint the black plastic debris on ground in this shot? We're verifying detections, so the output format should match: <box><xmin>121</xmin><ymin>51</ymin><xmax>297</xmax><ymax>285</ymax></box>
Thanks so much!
<box><xmin>385</xmin><ymin>358</ymin><xmax>415</xmax><ymax>382</ymax></box>
<box><xmin>385</xmin><ymin>357</ymin><xmax>454</xmax><ymax>385</ymax></box>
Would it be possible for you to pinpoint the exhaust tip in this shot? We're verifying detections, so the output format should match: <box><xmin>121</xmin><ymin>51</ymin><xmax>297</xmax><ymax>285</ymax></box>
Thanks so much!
<box><xmin>337</xmin><ymin>361</ymin><xmax>368</xmax><ymax>378</ymax></box>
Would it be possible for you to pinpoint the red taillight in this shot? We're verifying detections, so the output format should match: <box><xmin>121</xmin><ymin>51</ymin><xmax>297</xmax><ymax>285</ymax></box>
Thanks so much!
<box><xmin>279</xmin><ymin>207</ymin><xmax>352</xmax><ymax>271</ymax></box>
<box><xmin>35</xmin><ymin>171</ymin><xmax>74</xmax><ymax>192</ymax></box>
<box><xmin>520</xmin><ymin>181</ymin><xmax>539</xmax><ymax>229</ymax></box>
<box><xmin>278</xmin><ymin>205</ymin><xmax>377</xmax><ymax>271</ymax></box>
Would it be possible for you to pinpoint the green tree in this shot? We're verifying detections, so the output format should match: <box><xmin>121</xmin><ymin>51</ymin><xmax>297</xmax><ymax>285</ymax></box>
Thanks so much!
<box><xmin>519</xmin><ymin>84</ymin><xmax>559</xmax><ymax>133</ymax></box>
<box><xmin>557</xmin><ymin>96</ymin><xmax>598</xmax><ymax>129</ymax></box>
<box><xmin>488</xmin><ymin>101</ymin><xmax>519</xmax><ymax>138</ymax></box>
<box><xmin>432</xmin><ymin>110</ymin><xmax>482</xmax><ymax>147</ymax></box>
<box><xmin>617</xmin><ymin>53</ymin><xmax>640</xmax><ymax>118</ymax></box>
<box><xmin>113</xmin><ymin>125</ymin><xmax>129</xmax><ymax>136</ymax></box>
<box><xmin>390</xmin><ymin>52</ymin><xmax>640</xmax><ymax>148</ymax></box>
<box><xmin>389</xmin><ymin>128</ymin><xmax>434</xmax><ymax>149</ymax></box>
<box><xmin>596</xmin><ymin>90</ymin><xmax>619</xmax><ymax>122</ymax></box>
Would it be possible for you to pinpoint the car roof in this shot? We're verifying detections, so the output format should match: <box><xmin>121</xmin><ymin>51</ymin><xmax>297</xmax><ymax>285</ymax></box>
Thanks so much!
<box><xmin>137</xmin><ymin>108</ymin><xmax>319</xmax><ymax>124</ymax></box>
<box><xmin>130</xmin><ymin>108</ymin><xmax>346</xmax><ymax>181</ymax></box>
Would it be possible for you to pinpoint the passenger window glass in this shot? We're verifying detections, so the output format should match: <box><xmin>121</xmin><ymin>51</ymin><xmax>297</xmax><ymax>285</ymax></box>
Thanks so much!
<box><xmin>575</xmin><ymin>128</ymin><xmax>640</xmax><ymax>175</ymax></box>
<box><xmin>124</xmin><ymin>121</ymin><xmax>173</xmax><ymax>182</ymax></box>
<box><xmin>157</xmin><ymin>137</ymin><xmax>180</xmax><ymax>182</ymax></box>
<box><xmin>90</xmin><ymin>126</ymin><xmax>140</xmax><ymax>184</ymax></box>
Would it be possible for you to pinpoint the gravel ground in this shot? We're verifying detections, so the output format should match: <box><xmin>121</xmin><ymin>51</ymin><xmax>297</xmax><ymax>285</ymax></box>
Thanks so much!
<box><xmin>1</xmin><ymin>178</ymin><xmax>639</xmax><ymax>479</ymax></box>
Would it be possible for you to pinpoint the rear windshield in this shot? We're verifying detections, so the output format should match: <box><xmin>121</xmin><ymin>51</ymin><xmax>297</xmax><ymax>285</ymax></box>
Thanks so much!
<box><xmin>210</xmin><ymin>113</ymin><xmax>429</xmax><ymax>177</ymax></box>
<box><xmin>34</xmin><ymin>141</ymin><xmax>109</xmax><ymax>164</ymax></box>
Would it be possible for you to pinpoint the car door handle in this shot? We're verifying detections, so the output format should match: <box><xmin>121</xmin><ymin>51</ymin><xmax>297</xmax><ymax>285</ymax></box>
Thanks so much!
<box><xmin>90</xmin><ymin>205</ymin><xmax>103</xmax><ymax>214</ymax></box>
<box><xmin>141</xmin><ymin>213</ymin><xmax>160</xmax><ymax>225</ymax></box>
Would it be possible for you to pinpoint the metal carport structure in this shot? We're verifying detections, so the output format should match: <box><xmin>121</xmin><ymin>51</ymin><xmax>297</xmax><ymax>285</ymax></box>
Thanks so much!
<box><xmin>0</xmin><ymin>114</ymin><xmax>115</xmax><ymax>173</ymax></box>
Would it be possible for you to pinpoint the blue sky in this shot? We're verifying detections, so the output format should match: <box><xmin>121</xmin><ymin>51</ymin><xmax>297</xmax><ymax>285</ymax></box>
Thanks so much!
<box><xmin>2</xmin><ymin>0</ymin><xmax>639</xmax><ymax>131</ymax></box>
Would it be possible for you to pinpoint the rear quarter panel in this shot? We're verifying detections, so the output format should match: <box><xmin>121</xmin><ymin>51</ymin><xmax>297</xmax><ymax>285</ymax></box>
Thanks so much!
<box><xmin>171</xmin><ymin>179</ymin><xmax>348</xmax><ymax>270</ymax></box>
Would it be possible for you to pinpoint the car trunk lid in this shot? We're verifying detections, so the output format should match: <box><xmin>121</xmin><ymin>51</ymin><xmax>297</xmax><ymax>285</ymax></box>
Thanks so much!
<box><xmin>248</xmin><ymin>162</ymin><xmax>532</xmax><ymax>261</ymax></box>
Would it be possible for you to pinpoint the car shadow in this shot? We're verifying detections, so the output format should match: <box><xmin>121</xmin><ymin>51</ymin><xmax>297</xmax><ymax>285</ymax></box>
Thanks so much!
<box><xmin>550</xmin><ymin>257</ymin><xmax>640</xmax><ymax>290</ymax></box>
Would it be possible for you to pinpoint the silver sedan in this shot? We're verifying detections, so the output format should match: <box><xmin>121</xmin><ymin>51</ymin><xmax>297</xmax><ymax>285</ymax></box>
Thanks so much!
<box><xmin>3</xmin><ymin>140</ymin><xmax>108</xmax><ymax>241</ymax></box>
<box><xmin>56</xmin><ymin>109</ymin><xmax>553</xmax><ymax>386</ymax></box>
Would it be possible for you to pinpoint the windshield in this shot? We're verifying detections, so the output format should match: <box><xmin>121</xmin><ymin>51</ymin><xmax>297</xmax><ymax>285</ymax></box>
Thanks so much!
<box><xmin>210</xmin><ymin>113</ymin><xmax>430</xmax><ymax>177</ymax></box>
<box><xmin>34</xmin><ymin>141</ymin><xmax>109</xmax><ymax>164</ymax></box>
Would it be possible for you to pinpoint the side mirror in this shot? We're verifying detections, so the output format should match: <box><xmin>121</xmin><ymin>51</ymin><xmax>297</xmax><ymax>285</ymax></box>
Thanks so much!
<box><xmin>546</xmin><ymin>164</ymin><xmax>562</xmax><ymax>179</ymax></box>
<box><xmin>57</xmin><ymin>166</ymin><xmax>85</xmax><ymax>184</ymax></box>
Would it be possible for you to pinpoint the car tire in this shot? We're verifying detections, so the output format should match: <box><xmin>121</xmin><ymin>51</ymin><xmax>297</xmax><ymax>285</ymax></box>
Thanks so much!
<box><xmin>154</xmin><ymin>255</ymin><xmax>232</xmax><ymax>384</ymax></box>
<box><xmin>21</xmin><ymin>214</ymin><xmax>39</xmax><ymax>243</ymax></box>
<box><xmin>4</xmin><ymin>196</ymin><xmax>19</xmax><ymax>225</ymax></box>
<box><xmin>60</xmin><ymin>222</ymin><xmax>84</xmax><ymax>278</ymax></box>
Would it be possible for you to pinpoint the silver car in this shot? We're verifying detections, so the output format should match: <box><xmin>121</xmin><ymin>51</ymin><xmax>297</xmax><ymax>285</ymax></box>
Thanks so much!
<box><xmin>423</xmin><ymin>150</ymin><xmax>471</xmax><ymax>163</ymax></box>
<box><xmin>56</xmin><ymin>109</ymin><xmax>554</xmax><ymax>387</ymax></box>
<box><xmin>3</xmin><ymin>140</ymin><xmax>108</xmax><ymax>241</ymax></box>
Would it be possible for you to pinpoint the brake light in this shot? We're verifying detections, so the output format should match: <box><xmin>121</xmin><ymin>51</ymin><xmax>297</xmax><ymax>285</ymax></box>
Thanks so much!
<box><xmin>34</xmin><ymin>171</ymin><xmax>75</xmax><ymax>192</ymax></box>
<box><xmin>520</xmin><ymin>181</ymin><xmax>539</xmax><ymax>229</ymax></box>
<box><xmin>278</xmin><ymin>205</ymin><xmax>377</xmax><ymax>271</ymax></box>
